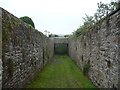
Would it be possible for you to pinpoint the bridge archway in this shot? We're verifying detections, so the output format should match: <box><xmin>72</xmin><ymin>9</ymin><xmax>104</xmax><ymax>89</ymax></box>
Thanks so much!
<box><xmin>53</xmin><ymin>37</ymin><xmax>68</xmax><ymax>55</ymax></box>
<box><xmin>54</xmin><ymin>43</ymin><xmax>68</xmax><ymax>54</ymax></box>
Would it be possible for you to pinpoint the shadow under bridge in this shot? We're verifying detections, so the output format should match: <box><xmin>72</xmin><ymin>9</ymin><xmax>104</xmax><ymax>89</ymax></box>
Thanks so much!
<box><xmin>54</xmin><ymin>37</ymin><xmax>68</xmax><ymax>55</ymax></box>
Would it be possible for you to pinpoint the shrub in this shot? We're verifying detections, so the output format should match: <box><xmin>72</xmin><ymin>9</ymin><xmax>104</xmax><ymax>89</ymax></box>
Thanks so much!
<box><xmin>31</xmin><ymin>57</ymin><xmax>36</xmax><ymax>66</ymax></box>
<box><xmin>20</xmin><ymin>16</ymin><xmax>35</xmax><ymax>28</ymax></box>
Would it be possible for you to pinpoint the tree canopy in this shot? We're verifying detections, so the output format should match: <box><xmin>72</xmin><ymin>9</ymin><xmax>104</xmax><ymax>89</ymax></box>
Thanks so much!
<box><xmin>20</xmin><ymin>16</ymin><xmax>35</xmax><ymax>28</ymax></box>
<box><xmin>72</xmin><ymin>1</ymin><xmax>119</xmax><ymax>37</ymax></box>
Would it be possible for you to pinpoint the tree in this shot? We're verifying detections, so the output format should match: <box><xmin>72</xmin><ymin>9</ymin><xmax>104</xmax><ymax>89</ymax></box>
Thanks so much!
<box><xmin>94</xmin><ymin>1</ymin><xmax>119</xmax><ymax>22</ymax></box>
<box><xmin>73</xmin><ymin>1</ymin><xmax>119</xmax><ymax>37</ymax></box>
<box><xmin>83</xmin><ymin>14</ymin><xmax>94</xmax><ymax>28</ymax></box>
<box><xmin>109</xmin><ymin>1</ymin><xmax>119</xmax><ymax>12</ymax></box>
<box><xmin>55</xmin><ymin>35</ymin><xmax>59</xmax><ymax>37</ymax></box>
<box><xmin>20</xmin><ymin>16</ymin><xmax>35</xmax><ymax>28</ymax></box>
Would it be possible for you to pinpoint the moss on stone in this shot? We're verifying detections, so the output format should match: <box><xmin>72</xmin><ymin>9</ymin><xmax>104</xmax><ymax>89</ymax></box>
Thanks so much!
<box><xmin>83</xmin><ymin>61</ymin><xmax>91</xmax><ymax>77</ymax></box>
<box><xmin>8</xmin><ymin>58</ymin><xmax>15</xmax><ymax>76</ymax></box>
<box><xmin>105</xmin><ymin>16</ymin><xmax>110</xmax><ymax>26</ymax></box>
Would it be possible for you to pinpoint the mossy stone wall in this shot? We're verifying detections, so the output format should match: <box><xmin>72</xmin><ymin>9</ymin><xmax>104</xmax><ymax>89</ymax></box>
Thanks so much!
<box><xmin>69</xmin><ymin>9</ymin><xmax>120</xmax><ymax>88</ymax></box>
<box><xmin>2</xmin><ymin>8</ymin><xmax>54</xmax><ymax>88</ymax></box>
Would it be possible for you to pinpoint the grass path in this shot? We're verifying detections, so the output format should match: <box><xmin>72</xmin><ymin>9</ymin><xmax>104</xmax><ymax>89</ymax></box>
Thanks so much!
<box><xmin>27</xmin><ymin>55</ymin><xmax>96</xmax><ymax>88</ymax></box>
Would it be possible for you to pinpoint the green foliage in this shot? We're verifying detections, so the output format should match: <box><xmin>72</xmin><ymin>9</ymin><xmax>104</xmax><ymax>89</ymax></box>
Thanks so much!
<box><xmin>72</xmin><ymin>1</ymin><xmax>119</xmax><ymax>37</ymax></box>
<box><xmin>55</xmin><ymin>35</ymin><xmax>59</xmax><ymax>37</ymax></box>
<box><xmin>20</xmin><ymin>16</ymin><xmax>35</xmax><ymax>28</ymax></box>
<box><xmin>31</xmin><ymin>57</ymin><xmax>36</xmax><ymax>66</ymax></box>
<box><xmin>94</xmin><ymin>1</ymin><xmax>118</xmax><ymax>21</ymax></box>
<box><xmin>8</xmin><ymin>58</ymin><xmax>15</xmax><ymax>76</ymax></box>
<box><xmin>72</xmin><ymin>14</ymin><xmax>95</xmax><ymax>37</ymax></box>
<box><xmin>43</xmin><ymin>47</ymin><xmax>49</xmax><ymax>61</ymax></box>
<box><xmin>49</xmin><ymin>34</ymin><xmax>52</xmax><ymax>37</ymax></box>
<box><xmin>49</xmin><ymin>34</ymin><xmax>59</xmax><ymax>37</ymax></box>
<box><xmin>83</xmin><ymin>14</ymin><xmax>95</xmax><ymax>28</ymax></box>
<box><xmin>49</xmin><ymin>34</ymin><xmax>55</xmax><ymax>37</ymax></box>
<box><xmin>105</xmin><ymin>16</ymin><xmax>110</xmax><ymax>25</ymax></box>
<box><xmin>83</xmin><ymin>61</ymin><xmax>91</xmax><ymax>76</ymax></box>
<box><xmin>64</xmin><ymin>35</ymin><xmax>70</xmax><ymax>37</ymax></box>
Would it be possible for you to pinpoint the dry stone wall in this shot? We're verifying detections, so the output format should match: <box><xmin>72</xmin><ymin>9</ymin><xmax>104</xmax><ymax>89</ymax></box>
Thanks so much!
<box><xmin>69</xmin><ymin>9</ymin><xmax>120</xmax><ymax>88</ymax></box>
<box><xmin>2</xmin><ymin>8</ymin><xmax>54</xmax><ymax>88</ymax></box>
<box><xmin>1</xmin><ymin>7</ymin><xmax>120</xmax><ymax>89</ymax></box>
<box><xmin>54</xmin><ymin>37</ymin><xmax>68</xmax><ymax>44</ymax></box>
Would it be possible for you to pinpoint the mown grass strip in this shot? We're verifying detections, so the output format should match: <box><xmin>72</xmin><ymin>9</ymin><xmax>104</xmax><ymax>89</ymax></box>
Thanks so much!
<box><xmin>27</xmin><ymin>55</ymin><xmax>97</xmax><ymax>88</ymax></box>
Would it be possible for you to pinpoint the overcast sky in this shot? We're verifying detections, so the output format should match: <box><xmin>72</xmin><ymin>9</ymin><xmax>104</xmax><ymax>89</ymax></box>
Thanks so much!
<box><xmin>0</xmin><ymin>0</ymin><xmax>112</xmax><ymax>35</ymax></box>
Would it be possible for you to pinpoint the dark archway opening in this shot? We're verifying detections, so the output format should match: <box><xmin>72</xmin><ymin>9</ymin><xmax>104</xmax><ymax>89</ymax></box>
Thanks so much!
<box><xmin>54</xmin><ymin>43</ymin><xmax>68</xmax><ymax>55</ymax></box>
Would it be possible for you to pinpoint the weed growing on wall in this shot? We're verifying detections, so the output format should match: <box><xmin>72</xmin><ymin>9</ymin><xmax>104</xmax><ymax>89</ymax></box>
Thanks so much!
<box><xmin>8</xmin><ymin>58</ymin><xmax>15</xmax><ymax>76</ymax></box>
<box><xmin>31</xmin><ymin>57</ymin><xmax>36</xmax><ymax>66</ymax></box>
<box><xmin>83</xmin><ymin>61</ymin><xmax>91</xmax><ymax>77</ymax></box>
<box><xmin>105</xmin><ymin>16</ymin><xmax>110</xmax><ymax>26</ymax></box>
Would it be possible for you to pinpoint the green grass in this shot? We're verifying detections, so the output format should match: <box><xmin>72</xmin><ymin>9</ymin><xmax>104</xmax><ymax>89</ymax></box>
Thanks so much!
<box><xmin>27</xmin><ymin>55</ymin><xmax>97</xmax><ymax>88</ymax></box>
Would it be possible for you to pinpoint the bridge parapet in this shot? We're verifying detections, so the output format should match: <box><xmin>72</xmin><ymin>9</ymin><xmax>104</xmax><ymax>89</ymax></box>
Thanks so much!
<box><xmin>53</xmin><ymin>37</ymin><xmax>68</xmax><ymax>44</ymax></box>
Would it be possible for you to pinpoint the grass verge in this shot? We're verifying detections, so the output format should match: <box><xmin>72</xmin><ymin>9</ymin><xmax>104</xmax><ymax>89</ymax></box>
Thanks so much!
<box><xmin>27</xmin><ymin>55</ymin><xmax>97</xmax><ymax>88</ymax></box>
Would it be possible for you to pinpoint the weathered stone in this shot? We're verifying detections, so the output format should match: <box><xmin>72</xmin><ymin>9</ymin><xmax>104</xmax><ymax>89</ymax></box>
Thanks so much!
<box><xmin>0</xmin><ymin>7</ymin><xmax>2</xmax><ymax>90</ymax></box>
<box><xmin>2</xmin><ymin>8</ymin><xmax>54</xmax><ymax>88</ymax></box>
<box><xmin>69</xmin><ymin>9</ymin><xmax>120</xmax><ymax>88</ymax></box>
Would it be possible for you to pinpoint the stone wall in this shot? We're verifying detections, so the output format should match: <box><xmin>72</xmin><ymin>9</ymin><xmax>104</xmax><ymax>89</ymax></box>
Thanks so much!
<box><xmin>69</xmin><ymin>9</ymin><xmax>120</xmax><ymax>88</ymax></box>
<box><xmin>2</xmin><ymin>8</ymin><xmax>54</xmax><ymax>88</ymax></box>
<box><xmin>54</xmin><ymin>37</ymin><xmax>68</xmax><ymax>44</ymax></box>
<box><xmin>0</xmin><ymin>8</ymin><xmax>2</xmax><ymax>89</ymax></box>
